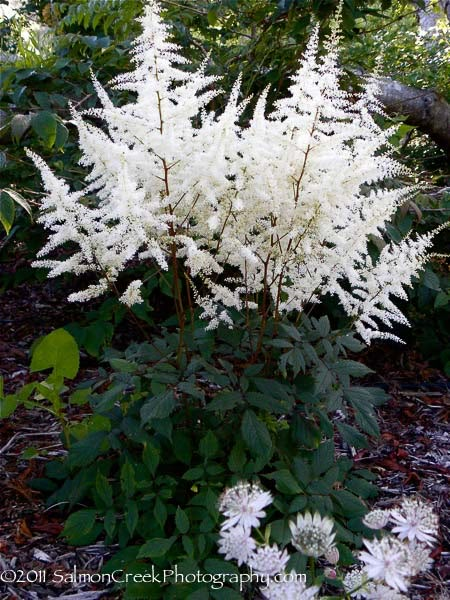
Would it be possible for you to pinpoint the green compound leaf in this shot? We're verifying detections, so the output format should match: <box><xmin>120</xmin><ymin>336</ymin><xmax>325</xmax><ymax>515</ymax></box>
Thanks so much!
<box><xmin>241</xmin><ymin>410</ymin><xmax>272</xmax><ymax>460</ymax></box>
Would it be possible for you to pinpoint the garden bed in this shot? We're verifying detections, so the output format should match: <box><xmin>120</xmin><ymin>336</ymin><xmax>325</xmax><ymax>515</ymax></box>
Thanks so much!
<box><xmin>1</xmin><ymin>281</ymin><xmax>449</xmax><ymax>599</ymax></box>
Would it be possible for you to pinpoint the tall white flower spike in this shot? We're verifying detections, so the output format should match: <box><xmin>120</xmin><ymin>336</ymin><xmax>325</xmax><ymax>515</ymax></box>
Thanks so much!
<box><xmin>29</xmin><ymin>1</ymin><xmax>442</xmax><ymax>342</ymax></box>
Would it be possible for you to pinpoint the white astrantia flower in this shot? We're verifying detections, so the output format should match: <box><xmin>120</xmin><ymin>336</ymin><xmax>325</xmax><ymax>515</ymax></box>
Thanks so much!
<box><xmin>263</xmin><ymin>571</ymin><xmax>320</xmax><ymax>600</ymax></box>
<box><xmin>120</xmin><ymin>280</ymin><xmax>144</xmax><ymax>307</ymax></box>
<box><xmin>217</xmin><ymin>525</ymin><xmax>256</xmax><ymax>566</ymax></box>
<box><xmin>359</xmin><ymin>536</ymin><xmax>411</xmax><ymax>592</ymax></box>
<box><xmin>405</xmin><ymin>541</ymin><xmax>434</xmax><ymax>576</ymax></box>
<box><xmin>248</xmin><ymin>544</ymin><xmax>290</xmax><ymax>577</ymax></box>
<box><xmin>363</xmin><ymin>508</ymin><xmax>391</xmax><ymax>530</ymax></box>
<box><xmin>390</xmin><ymin>497</ymin><xmax>439</xmax><ymax>546</ymax></box>
<box><xmin>289</xmin><ymin>512</ymin><xmax>335</xmax><ymax>558</ymax></box>
<box><xmin>218</xmin><ymin>481</ymin><xmax>273</xmax><ymax>531</ymax></box>
<box><xmin>343</xmin><ymin>567</ymin><xmax>371</xmax><ymax>599</ymax></box>
<box><xmin>28</xmin><ymin>0</ymin><xmax>443</xmax><ymax>340</ymax></box>
<box><xmin>365</xmin><ymin>584</ymin><xmax>409</xmax><ymax>600</ymax></box>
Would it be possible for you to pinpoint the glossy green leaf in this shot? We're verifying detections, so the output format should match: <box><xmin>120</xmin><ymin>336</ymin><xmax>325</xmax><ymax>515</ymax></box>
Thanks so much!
<box><xmin>31</xmin><ymin>111</ymin><xmax>58</xmax><ymax>147</ymax></box>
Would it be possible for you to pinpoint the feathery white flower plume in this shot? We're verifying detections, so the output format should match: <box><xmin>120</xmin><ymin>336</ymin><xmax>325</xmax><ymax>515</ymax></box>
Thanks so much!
<box><xmin>28</xmin><ymin>1</ymin><xmax>441</xmax><ymax>342</ymax></box>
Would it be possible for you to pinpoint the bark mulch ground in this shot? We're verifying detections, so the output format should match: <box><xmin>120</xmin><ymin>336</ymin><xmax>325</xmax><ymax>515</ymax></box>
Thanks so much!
<box><xmin>0</xmin><ymin>280</ymin><xmax>449</xmax><ymax>599</ymax></box>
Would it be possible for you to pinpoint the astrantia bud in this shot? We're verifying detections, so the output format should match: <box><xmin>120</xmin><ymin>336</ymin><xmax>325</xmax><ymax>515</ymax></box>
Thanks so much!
<box><xmin>324</xmin><ymin>545</ymin><xmax>340</xmax><ymax>564</ymax></box>
<box><xmin>324</xmin><ymin>567</ymin><xmax>337</xmax><ymax>579</ymax></box>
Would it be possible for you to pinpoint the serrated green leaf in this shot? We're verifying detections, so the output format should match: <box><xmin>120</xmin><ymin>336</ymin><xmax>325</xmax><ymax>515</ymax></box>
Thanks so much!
<box><xmin>109</xmin><ymin>358</ymin><xmax>138</xmax><ymax>373</ymax></box>
<box><xmin>435</xmin><ymin>292</ymin><xmax>449</xmax><ymax>308</ymax></box>
<box><xmin>334</xmin><ymin>360</ymin><xmax>373</xmax><ymax>378</ymax></box>
<box><xmin>95</xmin><ymin>472</ymin><xmax>113</xmax><ymax>507</ymax></box>
<box><xmin>125</xmin><ymin>500</ymin><xmax>139</xmax><ymax>536</ymax></box>
<box><xmin>141</xmin><ymin>390</ymin><xmax>176</xmax><ymax>422</ymax></box>
<box><xmin>311</xmin><ymin>440</ymin><xmax>335</xmax><ymax>477</ymax></box>
<box><xmin>346</xmin><ymin>476</ymin><xmax>378</xmax><ymax>499</ymax></box>
<box><xmin>104</xmin><ymin>509</ymin><xmax>116</xmax><ymax>538</ymax></box>
<box><xmin>228</xmin><ymin>442</ymin><xmax>246</xmax><ymax>472</ymax></box>
<box><xmin>336</xmin><ymin>422</ymin><xmax>368</xmax><ymax>449</ymax></box>
<box><xmin>137</xmin><ymin>536</ymin><xmax>176</xmax><ymax>558</ymax></box>
<box><xmin>241</xmin><ymin>410</ymin><xmax>272</xmax><ymax>460</ymax></box>
<box><xmin>199</xmin><ymin>430</ymin><xmax>219</xmax><ymax>459</ymax></box>
<box><xmin>175</xmin><ymin>507</ymin><xmax>190</xmax><ymax>534</ymax></box>
<box><xmin>153</xmin><ymin>497</ymin><xmax>167</xmax><ymax>529</ymax></box>
<box><xmin>67</xmin><ymin>431</ymin><xmax>108</xmax><ymax>468</ymax></box>
<box><xmin>143</xmin><ymin>443</ymin><xmax>160</xmax><ymax>476</ymax></box>
<box><xmin>206</xmin><ymin>390</ymin><xmax>242</xmax><ymax>412</ymax></box>
<box><xmin>264</xmin><ymin>469</ymin><xmax>302</xmax><ymax>494</ymax></box>
<box><xmin>63</xmin><ymin>509</ymin><xmax>97</xmax><ymax>543</ymax></box>
<box><xmin>182</xmin><ymin>466</ymin><xmax>204</xmax><ymax>481</ymax></box>
<box><xmin>332</xmin><ymin>489</ymin><xmax>367</xmax><ymax>518</ymax></box>
<box><xmin>121</xmin><ymin>461</ymin><xmax>136</xmax><ymax>497</ymax></box>
<box><xmin>269</xmin><ymin>338</ymin><xmax>293</xmax><ymax>348</ymax></box>
<box><xmin>246</xmin><ymin>392</ymin><xmax>287</xmax><ymax>414</ymax></box>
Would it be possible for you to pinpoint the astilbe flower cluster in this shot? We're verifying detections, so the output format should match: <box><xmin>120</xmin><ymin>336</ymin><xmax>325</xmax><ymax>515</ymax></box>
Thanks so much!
<box><xmin>217</xmin><ymin>484</ymin><xmax>439</xmax><ymax>599</ymax></box>
<box><xmin>27</xmin><ymin>0</ymin><xmax>443</xmax><ymax>343</ymax></box>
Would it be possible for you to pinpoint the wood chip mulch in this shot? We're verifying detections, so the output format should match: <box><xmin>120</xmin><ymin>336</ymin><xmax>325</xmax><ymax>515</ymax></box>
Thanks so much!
<box><xmin>0</xmin><ymin>280</ymin><xmax>449</xmax><ymax>599</ymax></box>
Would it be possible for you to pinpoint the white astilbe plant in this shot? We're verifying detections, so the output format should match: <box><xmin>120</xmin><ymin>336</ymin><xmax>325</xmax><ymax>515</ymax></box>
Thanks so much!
<box><xmin>28</xmin><ymin>0</ymin><xmax>440</xmax><ymax>342</ymax></box>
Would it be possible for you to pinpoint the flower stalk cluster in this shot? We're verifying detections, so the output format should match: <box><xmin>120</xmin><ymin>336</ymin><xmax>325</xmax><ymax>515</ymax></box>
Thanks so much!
<box><xmin>217</xmin><ymin>484</ymin><xmax>439</xmax><ymax>599</ymax></box>
<box><xmin>28</xmin><ymin>0</ymin><xmax>443</xmax><ymax>343</ymax></box>
<box><xmin>217</xmin><ymin>481</ymin><xmax>323</xmax><ymax>599</ymax></box>
<box><xmin>352</xmin><ymin>496</ymin><xmax>439</xmax><ymax>597</ymax></box>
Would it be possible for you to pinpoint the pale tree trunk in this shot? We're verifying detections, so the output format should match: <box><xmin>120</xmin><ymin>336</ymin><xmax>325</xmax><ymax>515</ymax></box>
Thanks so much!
<box><xmin>440</xmin><ymin>0</ymin><xmax>450</xmax><ymax>21</ymax></box>
<box><xmin>372</xmin><ymin>1</ymin><xmax>450</xmax><ymax>159</ymax></box>
<box><xmin>375</xmin><ymin>78</ymin><xmax>450</xmax><ymax>158</ymax></box>
<box><xmin>413</xmin><ymin>0</ymin><xmax>450</xmax><ymax>29</ymax></box>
